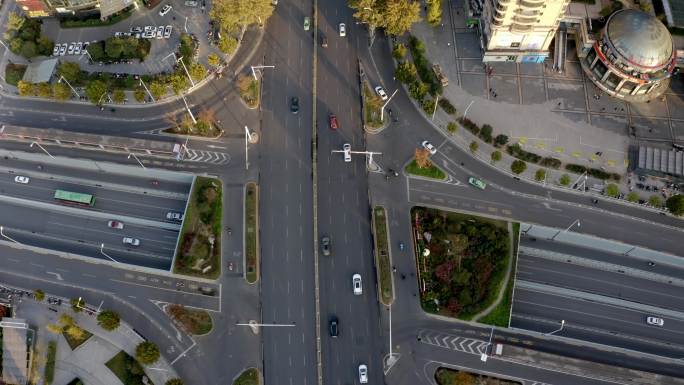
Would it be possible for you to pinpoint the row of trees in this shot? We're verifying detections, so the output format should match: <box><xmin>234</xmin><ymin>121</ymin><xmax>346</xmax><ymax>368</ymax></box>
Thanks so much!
<box><xmin>5</xmin><ymin>12</ymin><xmax>53</xmax><ymax>58</ymax></box>
<box><xmin>209</xmin><ymin>0</ymin><xmax>273</xmax><ymax>54</ymax></box>
<box><xmin>349</xmin><ymin>0</ymin><xmax>422</xmax><ymax>36</ymax></box>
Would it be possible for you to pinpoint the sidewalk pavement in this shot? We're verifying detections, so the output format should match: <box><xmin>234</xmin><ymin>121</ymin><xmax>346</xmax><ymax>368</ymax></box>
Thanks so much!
<box><xmin>389</xmin><ymin>6</ymin><xmax>673</xmax><ymax>212</ymax></box>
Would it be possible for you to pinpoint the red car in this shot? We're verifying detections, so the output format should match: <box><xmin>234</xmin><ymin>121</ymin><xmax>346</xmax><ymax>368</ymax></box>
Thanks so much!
<box><xmin>329</xmin><ymin>114</ymin><xmax>338</xmax><ymax>130</ymax></box>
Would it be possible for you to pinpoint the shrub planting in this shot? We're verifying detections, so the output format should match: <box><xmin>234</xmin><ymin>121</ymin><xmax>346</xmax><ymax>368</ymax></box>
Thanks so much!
<box><xmin>507</xmin><ymin>144</ymin><xmax>541</xmax><ymax>163</ymax></box>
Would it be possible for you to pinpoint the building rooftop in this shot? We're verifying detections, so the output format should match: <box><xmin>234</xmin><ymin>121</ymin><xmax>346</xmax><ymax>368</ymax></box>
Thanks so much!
<box><xmin>1</xmin><ymin>318</ymin><xmax>29</xmax><ymax>385</ymax></box>
<box><xmin>22</xmin><ymin>58</ymin><xmax>59</xmax><ymax>84</ymax></box>
<box><xmin>606</xmin><ymin>9</ymin><xmax>674</xmax><ymax>69</ymax></box>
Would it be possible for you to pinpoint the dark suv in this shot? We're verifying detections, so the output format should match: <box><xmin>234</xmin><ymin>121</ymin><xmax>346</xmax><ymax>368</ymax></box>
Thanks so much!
<box><xmin>290</xmin><ymin>97</ymin><xmax>299</xmax><ymax>114</ymax></box>
<box><xmin>329</xmin><ymin>316</ymin><xmax>338</xmax><ymax>338</ymax></box>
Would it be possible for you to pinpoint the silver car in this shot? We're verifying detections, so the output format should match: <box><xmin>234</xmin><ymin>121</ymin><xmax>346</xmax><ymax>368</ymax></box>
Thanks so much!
<box><xmin>59</xmin><ymin>43</ymin><xmax>67</xmax><ymax>55</ymax></box>
<box><xmin>164</xmin><ymin>25</ymin><xmax>173</xmax><ymax>38</ymax></box>
<box><xmin>122</xmin><ymin>237</ymin><xmax>140</xmax><ymax>246</ymax></box>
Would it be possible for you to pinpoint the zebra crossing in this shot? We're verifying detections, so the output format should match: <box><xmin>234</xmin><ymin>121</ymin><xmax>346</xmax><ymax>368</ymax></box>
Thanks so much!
<box><xmin>418</xmin><ymin>329</ymin><xmax>489</xmax><ymax>355</ymax></box>
<box><xmin>183</xmin><ymin>149</ymin><xmax>230</xmax><ymax>164</ymax></box>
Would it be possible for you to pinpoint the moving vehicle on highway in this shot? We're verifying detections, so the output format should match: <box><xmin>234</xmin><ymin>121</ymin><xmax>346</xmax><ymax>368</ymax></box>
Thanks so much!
<box><xmin>54</xmin><ymin>190</ymin><xmax>95</xmax><ymax>207</ymax></box>
<box><xmin>646</xmin><ymin>316</ymin><xmax>664</xmax><ymax>326</ymax></box>
<box><xmin>358</xmin><ymin>364</ymin><xmax>368</xmax><ymax>383</ymax></box>
<box><xmin>339</xmin><ymin>23</ymin><xmax>346</xmax><ymax>37</ymax></box>
<box><xmin>329</xmin><ymin>316</ymin><xmax>338</xmax><ymax>337</ymax></box>
<box><xmin>352</xmin><ymin>274</ymin><xmax>362</xmax><ymax>295</ymax></box>
<box><xmin>329</xmin><ymin>114</ymin><xmax>338</xmax><ymax>129</ymax></box>
<box><xmin>290</xmin><ymin>97</ymin><xmax>299</xmax><ymax>114</ymax></box>
<box><xmin>321</xmin><ymin>35</ymin><xmax>328</xmax><ymax>47</ymax></box>
<box><xmin>375</xmin><ymin>86</ymin><xmax>388</xmax><ymax>101</ymax></box>
<box><xmin>14</xmin><ymin>176</ymin><xmax>30</xmax><ymax>184</ymax></box>
<box><xmin>343</xmin><ymin>143</ymin><xmax>351</xmax><ymax>163</ymax></box>
<box><xmin>421</xmin><ymin>140</ymin><xmax>437</xmax><ymax>155</ymax></box>
<box><xmin>166</xmin><ymin>212</ymin><xmax>184</xmax><ymax>221</ymax></box>
<box><xmin>107</xmin><ymin>221</ymin><xmax>124</xmax><ymax>229</ymax></box>
<box><xmin>321</xmin><ymin>236</ymin><xmax>331</xmax><ymax>256</ymax></box>
<box><xmin>123</xmin><ymin>237</ymin><xmax>140</xmax><ymax>246</ymax></box>
<box><xmin>304</xmin><ymin>17</ymin><xmax>311</xmax><ymax>31</ymax></box>
<box><xmin>468</xmin><ymin>177</ymin><xmax>486</xmax><ymax>190</ymax></box>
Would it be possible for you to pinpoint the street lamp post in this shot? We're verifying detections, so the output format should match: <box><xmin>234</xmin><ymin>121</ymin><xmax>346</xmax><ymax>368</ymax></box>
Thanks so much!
<box><xmin>180</xmin><ymin>94</ymin><xmax>197</xmax><ymax>125</ymax></box>
<box><xmin>0</xmin><ymin>226</ymin><xmax>22</xmax><ymax>245</ymax></box>
<box><xmin>139</xmin><ymin>78</ymin><xmax>156</xmax><ymax>103</ymax></box>
<box><xmin>250</xmin><ymin>65</ymin><xmax>275</xmax><ymax>80</ymax></box>
<box><xmin>480</xmin><ymin>327</ymin><xmax>495</xmax><ymax>362</ymax></box>
<box><xmin>545</xmin><ymin>319</ymin><xmax>565</xmax><ymax>336</ymax></box>
<box><xmin>380</xmin><ymin>89</ymin><xmax>399</xmax><ymax>122</ymax></box>
<box><xmin>550</xmin><ymin>219</ymin><xmax>580</xmax><ymax>240</ymax></box>
<box><xmin>177</xmin><ymin>56</ymin><xmax>195</xmax><ymax>87</ymax></box>
<box><xmin>431</xmin><ymin>95</ymin><xmax>440</xmax><ymax>120</ymax></box>
<box><xmin>463</xmin><ymin>100</ymin><xmax>475</xmax><ymax>119</ymax></box>
<box><xmin>127</xmin><ymin>153</ymin><xmax>146</xmax><ymax>169</ymax></box>
<box><xmin>30</xmin><ymin>142</ymin><xmax>55</xmax><ymax>158</ymax></box>
<box><xmin>244</xmin><ymin>126</ymin><xmax>254</xmax><ymax>170</ymax></box>
<box><xmin>59</xmin><ymin>76</ymin><xmax>80</xmax><ymax>99</ymax></box>
<box><xmin>99</xmin><ymin>243</ymin><xmax>119</xmax><ymax>263</ymax></box>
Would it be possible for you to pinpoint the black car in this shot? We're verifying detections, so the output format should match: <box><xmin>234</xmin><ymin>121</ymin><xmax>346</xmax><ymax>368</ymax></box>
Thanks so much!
<box><xmin>329</xmin><ymin>316</ymin><xmax>338</xmax><ymax>337</ymax></box>
<box><xmin>290</xmin><ymin>97</ymin><xmax>299</xmax><ymax>114</ymax></box>
<box><xmin>321</xmin><ymin>236</ymin><xmax>331</xmax><ymax>256</ymax></box>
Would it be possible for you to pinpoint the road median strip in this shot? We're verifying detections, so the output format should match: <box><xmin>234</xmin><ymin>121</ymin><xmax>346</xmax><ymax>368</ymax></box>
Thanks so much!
<box><xmin>372</xmin><ymin>206</ymin><xmax>394</xmax><ymax>305</ymax></box>
<box><xmin>245</xmin><ymin>182</ymin><xmax>259</xmax><ymax>283</ymax></box>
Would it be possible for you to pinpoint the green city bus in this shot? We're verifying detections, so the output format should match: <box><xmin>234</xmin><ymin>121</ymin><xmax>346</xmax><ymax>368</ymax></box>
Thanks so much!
<box><xmin>54</xmin><ymin>190</ymin><xmax>95</xmax><ymax>206</ymax></box>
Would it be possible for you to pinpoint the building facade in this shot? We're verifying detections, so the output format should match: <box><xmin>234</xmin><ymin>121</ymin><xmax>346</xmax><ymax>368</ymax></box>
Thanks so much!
<box><xmin>481</xmin><ymin>0</ymin><xmax>570</xmax><ymax>63</ymax></box>
<box><xmin>579</xmin><ymin>9</ymin><xmax>676</xmax><ymax>102</ymax></box>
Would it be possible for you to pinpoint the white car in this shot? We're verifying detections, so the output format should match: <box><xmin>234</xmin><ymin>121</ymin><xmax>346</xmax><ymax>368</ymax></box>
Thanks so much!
<box><xmin>144</xmin><ymin>25</ymin><xmax>155</xmax><ymax>32</ymax></box>
<box><xmin>59</xmin><ymin>43</ymin><xmax>67</xmax><ymax>55</ymax></box>
<box><xmin>421</xmin><ymin>140</ymin><xmax>437</xmax><ymax>155</ymax></box>
<box><xmin>164</xmin><ymin>25</ymin><xmax>173</xmax><ymax>38</ymax></box>
<box><xmin>114</xmin><ymin>31</ymin><xmax>124</xmax><ymax>37</ymax></box>
<box><xmin>123</xmin><ymin>237</ymin><xmax>140</xmax><ymax>246</ymax></box>
<box><xmin>339</xmin><ymin>23</ymin><xmax>346</xmax><ymax>37</ymax></box>
<box><xmin>67</xmin><ymin>43</ymin><xmax>75</xmax><ymax>55</ymax></box>
<box><xmin>184</xmin><ymin>0</ymin><xmax>198</xmax><ymax>6</ymax></box>
<box><xmin>156</xmin><ymin>25</ymin><xmax>165</xmax><ymax>39</ymax></box>
<box><xmin>375</xmin><ymin>86</ymin><xmax>388</xmax><ymax>101</ymax></box>
<box><xmin>166</xmin><ymin>212</ymin><xmax>184</xmax><ymax>221</ymax></box>
<box><xmin>14</xmin><ymin>176</ymin><xmax>30</xmax><ymax>184</ymax></box>
<box><xmin>159</xmin><ymin>4</ymin><xmax>172</xmax><ymax>16</ymax></box>
<box><xmin>352</xmin><ymin>274</ymin><xmax>362</xmax><ymax>295</ymax></box>
<box><xmin>358</xmin><ymin>364</ymin><xmax>368</xmax><ymax>383</ymax></box>
<box><xmin>107</xmin><ymin>220</ymin><xmax>124</xmax><ymax>230</ymax></box>
<box><xmin>130</xmin><ymin>26</ymin><xmax>143</xmax><ymax>33</ymax></box>
<box><xmin>143</xmin><ymin>30</ymin><xmax>156</xmax><ymax>39</ymax></box>
<box><xmin>74</xmin><ymin>42</ymin><xmax>82</xmax><ymax>55</ymax></box>
<box><xmin>343</xmin><ymin>143</ymin><xmax>351</xmax><ymax>163</ymax></box>
<box><xmin>52</xmin><ymin>44</ymin><xmax>60</xmax><ymax>56</ymax></box>
<box><xmin>646</xmin><ymin>316</ymin><xmax>664</xmax><ymax>326</ymax></box>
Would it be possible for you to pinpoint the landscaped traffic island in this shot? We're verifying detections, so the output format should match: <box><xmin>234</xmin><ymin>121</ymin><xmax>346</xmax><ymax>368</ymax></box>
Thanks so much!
<box><xmin>436</xmin><ymin>367</ymin><xmax>521</xmax><ymax>385</ymax></box>
<box><xmin>411</xmin><ymin>207</ymin><xmax>517</xmax><ymax>324</ymax></box>
<box><xmin>174</xmin><ymin>176</ymin><xmax>223</xmax><ymax>278</ymax></box>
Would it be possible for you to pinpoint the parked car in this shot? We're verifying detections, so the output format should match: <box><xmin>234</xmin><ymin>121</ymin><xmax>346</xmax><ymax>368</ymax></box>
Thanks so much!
<box><xmin>166</xmin><ymin>212</ymin><xmax>184</xmax><ymax>221</ymax></box>
<box><xmin>53</xmin><ymin>44</ymin><xmax>60</xmax><ymax>56</ymax></box>
<box><xmin>143</xmin><ymin>30</ymin><xmax>156</xmax><ymax>39</ymax></box>
<box><xmin>122</xmin><ymin>237</ymin><xmax>140</xmax><ymax>246</ymax></box>
<box><xmin>352</xmin><ymin>273</ymin><xmax>362</xmax><ymax>295</ymax></box>
<box><xmin>329</xmin><ymin>114</ymin><xmax>338</xmax><ymax>130</ymax></box>
<box><xmin>59</xmin><ymin>43</ymin><xmax>67</xmax><ymax>55</ymax></box>
<box><xmin>304</xmin><ymin>16</ymin><xmax>311</xmax><ymax>31</ymax></box>
<box><xmin>329</xmin><ymin>316</ymin><xmax>338</xmax><ymax>337</ymax></box>
<box><xmin>421</xmin><ymin>140</ymin><xmax>437</xmax><ymax>155</ymax></box>
<box><xmin>74</xmin><ymin>42</ymin><xmax>82</xmax><ymax>55</ymax></box>
<box><xmin>107</xmin><ymin>220</ymin><xmax>124</xmax><ymax>229</ymax></box>
<box><xmin>321</xmin><ymin>236</ymin><xmax>330</xmax><ymax>256</ymax></box>
<box><xmin>13</xmin><ymin>176</ymin><xmax>30</xmax><ymax>184</ymax></box>
<box><xmin>67</xmin><ymin>43</ymin><xmax>75</xmax><ymax>55</ymax></box>
<box><xmin>144</xmin><ymin>25</ymin><xmax>155</xmax><ymax>32</ymax></box>
<box><xmin>290</xmin><ymin>97</ymin><xmax>299</xmax><ymax>114</ymax></box>
<box><xmin>156</xmin><ymin>26</ymin><xmax>165</xmax><ymax>39</ymax></box>
<box><xmin>164</xmin><ymin>25</ymin><xmax>173</xmax><ymax>38</ymax></box>
<box><xmin>646</xmin><ymin>316</ymin><xmax>664</xmax><ymax>326</ymax></box>
<box><xmin>343</xmin><ymin>143</ymin><xmax>351</xmax><ymax>163</ymax></box>
<box><xmin>468</xmin><ymin>177</ymin><xmax>486</xmax><ymax>190</ymax></box>
<box><xmin>339</xmin><ymin>23</ymin><xmax>346</xmax><ymax>37</ymax></box>
<box><xmin>82</xmin><ymin>41</ymin><xmax>90</xmax><ymax>51</ymax></box>
<box><xmin>184</xmin><ymin>0</ymin><xmax>198</xmax><ymax>5</ymax></box>
<box><xmin>358</xmin><ymin>364</ymin><xmax>368</xmax><ymax>383</ymax></box>
<box><xmin>114</xmin><ymin>32</ymin><xmax>124</xmax><ymax>37</ymax></box>
<box><xmin>159</xmin><ymin>4</ymin><xmax>172</xmax><ymax>16</ymax></box>
<box><xmin>130</xmin><ymin>26</ymin><xmax>143</xmax><ymax>33</ymax></box>
<box><xmin>375</xmin><ymin>85</ymin><xmax>388</xmax><ymax>101</ymax></box>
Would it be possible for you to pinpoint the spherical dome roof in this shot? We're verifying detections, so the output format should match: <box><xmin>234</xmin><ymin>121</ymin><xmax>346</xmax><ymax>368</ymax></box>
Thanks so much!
<box><xmin>606</xmin><ymin>9</ymin><xmax>673</xmax><ymax>69</ymax></box>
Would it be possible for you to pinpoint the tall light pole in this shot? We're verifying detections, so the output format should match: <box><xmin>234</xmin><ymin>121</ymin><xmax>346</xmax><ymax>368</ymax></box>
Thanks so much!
<box><xmin>99</xmin><ymin>243</ymin><xmax>119</xmax><ymax>263</ymax></box>
<box><xmin>463</xmin><ymin>100</ymin><xmax>475</xmax><ymax>119</ymax></box>
<box><xmin>30</xmin><ymin>142</ymin><xmax>55</xmax><ymax>158</ymax></box>
<box><xmin>545</xmin><ymin>319</ymin><xmax>565</xmax><ymax>336</ymax></box>
<box><xmin>59</xmin><ymin>76</ymin><xmax>80</xmax><ymax>98</ymax></box>
<box><xmin>551</xmin><ymin>219</ymin><xmax>580</xmax><ymax>240</ymax></box>
<box><xmin>250</xmin><ymin>65</ymin><xmax>275</xmax><ymax>80</ymax></box>
<box><xmin>244</xmin><ymin>126</ymin><xmax>254</xmax><ymax>170</ymax></box>
<box><xmin>177</xmin><ymin>56</ymin><xmax>195</xmax><ymax>87</ymax></box>
<box><xmin>480</xmin><ymin>327</ymin><xmax>495</xmax><ymax>362</ymax></box>
<box><xmin>0</xmin><ymin>226</ymin><xmax>22</xmax><ymax>245</ymax></box>
<box><xmin>180</xmin><ymin>94</ymin><xmax>197</xmax><ymax>124</ymax></box>
<box><xmin>380</xmin><ymin>89</ymin><xmax>399</xmax><ymax>122</ymax></box>
<box><xmin>139</xmin><ymin>78</ymin><xmax>155</xmax><ymax>103</ymax></box>
<box><xmin>127</xmin><ymin>153</ymin><xmax>146</xmax><ymax>169</ymax></box>
<box><xmin>431</xmin><ymin>95</ymin><xmax>440</xmax><ymax>120</ymax></box>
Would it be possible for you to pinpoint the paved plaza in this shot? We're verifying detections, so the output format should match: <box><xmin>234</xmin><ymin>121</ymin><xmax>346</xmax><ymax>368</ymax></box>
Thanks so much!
<box><xmin>413</xmin><ymin>0</ymin><xmax>684</xmax><ymax>173</ymax></box>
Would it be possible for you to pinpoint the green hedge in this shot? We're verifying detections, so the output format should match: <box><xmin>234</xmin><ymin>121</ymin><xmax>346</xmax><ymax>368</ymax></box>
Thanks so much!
<box><xmin>60</xmin><ymin>7</ymin><xmax>134</xmax><ymax>28</ymax></box>
<box><xmin>45</xmin><ymin>341</ymin><xmax>56</xmax><ymax>384</ymax></box>
<box><xmin>408</xmin><ymin>35</ymin><xmax>443</xmax><ymax>96</ymax></box>
<box><xmin>458</xmin><ymin>117</ymin><xmax>479</xmax><ymax>135</ymax></box>
<box><xmin>540</xmin><ymin>157</ymin><xmax>561</xmax><ymax>169</ymax></box>
<box><xmin>506</xmin><ymin>144</ymin><xmax>541</xmax><ymax>163</ymax></box>
<box><xmin>564</xmin><ymin>163</ymin><xmax>621</xmax><ymax>182</ymax></box>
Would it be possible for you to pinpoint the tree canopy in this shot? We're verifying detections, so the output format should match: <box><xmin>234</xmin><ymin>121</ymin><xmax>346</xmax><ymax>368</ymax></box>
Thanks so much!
<box><xmin>349</xmin><ymin>0</ymin><xmax>421</xmax><ymax>36</ymax></box>
<box><xmin>135</xmin><ymin>341</ymin><xmax>161</xmax><ymax>365</ymax></box>
<box><xmin>666</xmin><ymin>194</ymin><xmax>684</xmax><ymax>216</ymax></box>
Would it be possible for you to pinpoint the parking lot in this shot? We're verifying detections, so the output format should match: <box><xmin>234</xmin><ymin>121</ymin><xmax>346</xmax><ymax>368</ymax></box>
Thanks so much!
<box><xmin>41</xmin><ymin>0</ymin><xmax>218</xmax><ymax>75</ymax></box>
<box><xmin>511</xmin><ymin>236</ymin><xmax>684</xmax><ymax>359</ymax></box>
<box><xmin>1</xmin><ymin>157</ymin><xmax>192</xmax><ymax>270</ymax></box>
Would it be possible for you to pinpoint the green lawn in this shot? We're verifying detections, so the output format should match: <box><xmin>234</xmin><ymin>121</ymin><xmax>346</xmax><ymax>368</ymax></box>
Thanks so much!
<box><xmin>105</xmin><ymin>351</ymin><xmax>146</xmax><ymax>385</ymax></box>
<box><xmin>5</xmin><ymin>64</ymin><xmax>27</xmax><ymax>86</ymax></box>
<box><xmin>405</xmin><ymin>160</ymin><xmax>446</xmax><ymax>179</ymax></box>
<box><xmin>234</xmin><ymin>368</ymin><xmax>260</xmax><ymax>385</ymax></box>
<box><xmin>45</xmin><ymin>341</ymin><xmax>56</xmax><ymax>384</ymax></box>
<box><xmin>363</xmin><ymin>82</ymin><xmax>383</xmax><ymax>129</ymax></box>
<box><xmin>62</xmin><ymin>328</ymin><xmax>92</xmax><ymax>350</ymax></box>
<box><xmin>174</xmin><ymin>176</ymin><xmax>222</xmax><ymax>278</ymax></box>
<box><xmin>373</xmin><ymin>206</ymin><xmax>393</xmax><ymax>305</ymax></box>
<box><xmin>245</xmin><ymin>183</ymin><xmax>259</xmax><ymax>283</ymax></box>
<box><xmin>478</xmin><ymin>222</ymin><xmax>519</xmax><ymax>327</ymax></box>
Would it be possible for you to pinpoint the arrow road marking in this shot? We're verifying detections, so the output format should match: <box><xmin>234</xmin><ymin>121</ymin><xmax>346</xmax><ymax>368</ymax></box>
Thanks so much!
<box><xmin>46</xmin><ymin>272</ymin><xmax>63</xmax><ymax>281</ymax></box>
